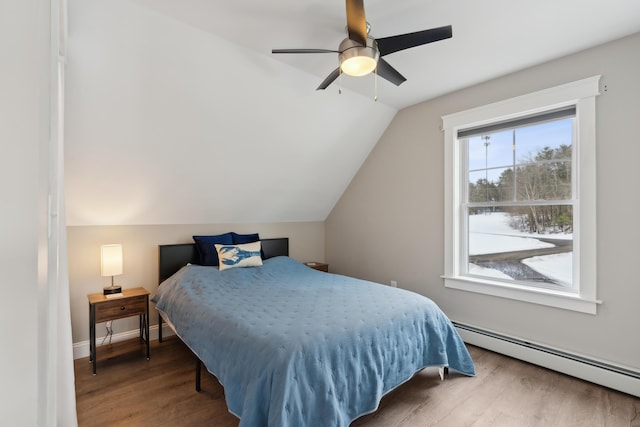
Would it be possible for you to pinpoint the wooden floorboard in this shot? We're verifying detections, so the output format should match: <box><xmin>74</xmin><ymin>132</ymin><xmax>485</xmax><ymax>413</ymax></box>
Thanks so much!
<box><xmin>75</xmin><ymin>336</ymin><xmax>640</xmax><ymax>426</ymax></box>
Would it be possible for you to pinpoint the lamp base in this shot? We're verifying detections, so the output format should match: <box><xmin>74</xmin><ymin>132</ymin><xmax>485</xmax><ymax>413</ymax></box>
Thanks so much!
<box><xmin>103</xmin><ymin>285</ymin><xmax>122</xmax><ymax>295</ymax></box>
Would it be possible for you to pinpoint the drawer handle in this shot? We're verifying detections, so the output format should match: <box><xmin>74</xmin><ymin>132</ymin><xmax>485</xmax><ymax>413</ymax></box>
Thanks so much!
<box><xmin>120</xmin><ymin>306</ymin><xmax>126</xmax><ymax>310</ymax></box>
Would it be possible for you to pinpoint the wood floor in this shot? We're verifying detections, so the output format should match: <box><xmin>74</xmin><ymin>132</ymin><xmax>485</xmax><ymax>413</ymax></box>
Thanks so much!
<box><xmin>75</xmin><ymin>336</ymin><xmax>640</xmax><ymax>426</ymax></box>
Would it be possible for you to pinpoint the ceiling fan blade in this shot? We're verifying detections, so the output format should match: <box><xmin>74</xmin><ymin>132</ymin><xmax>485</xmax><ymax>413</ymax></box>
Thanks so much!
<box><xmin>272</xmin><ymin>48</ymin><xmax>338</xmax><ymax>54</ymax></box>
<box><xmin>376</xmin><ymin>58</ymin><xmax>406</xmax><ymax>86</ymax></box>
<box><xmin>345</xmin><ymin>0</ymin><xmax>367</xmax><ymax>45</ymax></box>
<box><xmin>377</xmin><ymin>25</ymin><xmax>452</xmax><ymax>57</ymax></box>
<box><xmin>317</xmin><ymin>68</ymin><xmax>341</xmax><ymax>90</ymax></box>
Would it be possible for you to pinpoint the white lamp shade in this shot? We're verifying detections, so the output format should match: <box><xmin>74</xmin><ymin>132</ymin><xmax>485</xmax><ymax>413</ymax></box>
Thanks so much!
<box><xmin>101</xmin><ymin>244</ymin><xmax>123</xmax><ymax>277</ymax></box>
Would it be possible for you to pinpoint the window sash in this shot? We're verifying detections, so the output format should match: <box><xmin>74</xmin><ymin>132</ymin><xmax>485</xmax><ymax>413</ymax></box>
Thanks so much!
<box><xmin>462</xmin><ymin>204</ymin><xmax>575</xmax><ymax>290</ymax></box>
<box><xmin>461</xmin><ymin>116</ymin><xmax>577</xmax><ymax>290</ymax></box>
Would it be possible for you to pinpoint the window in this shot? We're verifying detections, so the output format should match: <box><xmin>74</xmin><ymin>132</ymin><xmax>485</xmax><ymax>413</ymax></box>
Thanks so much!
<box><xmin>442</xmin><ymin>76</ymin><xmax>601</xmax><ymax>314</ymax></box>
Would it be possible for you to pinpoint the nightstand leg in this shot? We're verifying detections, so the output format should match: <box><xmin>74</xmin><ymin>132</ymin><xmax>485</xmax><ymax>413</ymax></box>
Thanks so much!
<box><xmin>90</xmin><ymin>304</ymin><xmax>96</xmax><ymax>375</ymax></box>
<box><xmin>89</xmin><ymin>304</ymin><xmax>92</xmax><ymax>363</ymax></box>
<box><xmin>195</xmin><ymin>359</ymin><xmax>202</xmax><ymax>392</ymax></box>
<box><xmin>145</xmin><ymin>297</ymin><xmax>150</xmax><ymax>360</ymax></box>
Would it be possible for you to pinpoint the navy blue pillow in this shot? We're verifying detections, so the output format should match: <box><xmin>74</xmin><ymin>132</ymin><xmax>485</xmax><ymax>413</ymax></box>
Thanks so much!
<box><xmin>231</xmin><ymin>232</ymin><xmax>260</xmax><ymax>244</ymax></box>
<box><xmin>193</xmin><ymin>233</ymin><xmax>233</xmax><ymax>266</ymax></box>
<box><xmin>231</xmin><ymin>232</ymin><xmax>264</xmax><ymax>258</ymax></box>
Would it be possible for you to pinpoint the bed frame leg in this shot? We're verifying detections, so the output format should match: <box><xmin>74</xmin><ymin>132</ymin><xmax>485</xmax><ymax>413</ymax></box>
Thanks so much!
<box><xmin>439</xmin><ymin>366</ymin><xmax>450</xmax><ymax>380</ymax></box>
<box><xmin>158</xmin><ymin>313</ymin><xmax>163</xmax><ymax>343</ymax></box>
<box><xmin>195</xmin><ymin>359</ymin><xmax>202</xmax><ymax>392</ymax></box>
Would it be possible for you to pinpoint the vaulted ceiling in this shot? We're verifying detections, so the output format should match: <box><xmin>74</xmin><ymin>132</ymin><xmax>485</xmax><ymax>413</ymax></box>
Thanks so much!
<box><xmin>64</xmin><ymin>0</ymin><xmax>640</xmax><ymax>226</ymax></box>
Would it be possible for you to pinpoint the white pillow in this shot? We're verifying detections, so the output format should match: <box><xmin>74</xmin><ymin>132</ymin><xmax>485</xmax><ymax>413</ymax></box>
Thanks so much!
<box><xmin>215</xmin><ymin>241</ymin><xmax>263</xmax><ymax>271</ymax></box>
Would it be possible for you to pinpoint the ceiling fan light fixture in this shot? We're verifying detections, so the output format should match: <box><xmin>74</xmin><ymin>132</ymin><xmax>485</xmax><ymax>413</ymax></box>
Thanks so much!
<box><xmin>339</xmin><ymin>38</ymin><xmax>379</xmax><ymax>77</ymax></box>
<box><xmin>340</xmin><ymin>51</ymin><xmax>377</xmax><ymax>76</ymax></box>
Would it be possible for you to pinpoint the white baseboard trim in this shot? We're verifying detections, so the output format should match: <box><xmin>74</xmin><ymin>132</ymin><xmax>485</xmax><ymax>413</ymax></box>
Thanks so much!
<box><xmin>73</xmin><ymin>324</ymin><xmax>175</xmax><ymax>360</ymax></box>
<box><xmin>454</xmin><ymin>321</ymin><xmax>640</xmax><ymax>398</ymax></box>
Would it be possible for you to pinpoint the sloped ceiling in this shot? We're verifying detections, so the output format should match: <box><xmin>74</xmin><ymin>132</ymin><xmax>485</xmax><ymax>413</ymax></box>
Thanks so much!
<box><xmin>64</xmin><ymin>0</ymin><xmax>640</xmax><ymax>226</ymax></box>
<box><xmin>65</xmin><ymin>0</ymin><xmax>397</xmax><ymax>225</ymax></box>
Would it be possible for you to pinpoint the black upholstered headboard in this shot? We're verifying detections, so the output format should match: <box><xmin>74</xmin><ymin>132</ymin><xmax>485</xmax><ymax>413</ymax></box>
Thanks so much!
<box><xmin>158</xmin><ymin>237</ymin><xmax>289</xmax><ymax>284</ymax></box>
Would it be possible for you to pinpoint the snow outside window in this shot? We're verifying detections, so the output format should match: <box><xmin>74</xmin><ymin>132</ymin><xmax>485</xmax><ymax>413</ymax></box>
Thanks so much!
<box><xmin>441</xmin><ymin>76</ymin><xmax>601</xmax><ymax>314</ymax></box>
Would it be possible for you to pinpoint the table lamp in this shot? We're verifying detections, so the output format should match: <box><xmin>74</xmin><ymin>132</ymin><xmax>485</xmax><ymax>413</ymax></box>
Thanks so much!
<box><xmin>101</xmin><ymin>244</ymin><xmax>123</xmax><ymax>295</ymax></box>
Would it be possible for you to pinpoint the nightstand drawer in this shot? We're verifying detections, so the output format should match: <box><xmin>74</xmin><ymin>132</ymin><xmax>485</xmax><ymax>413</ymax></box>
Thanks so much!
<box><xmin>94</xmin><ymin>295</ymin><xmax>147</xmax><ymax>323</ymax></box>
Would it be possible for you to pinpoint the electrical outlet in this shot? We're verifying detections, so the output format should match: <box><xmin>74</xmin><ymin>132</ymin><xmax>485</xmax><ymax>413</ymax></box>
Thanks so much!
<box><xmin>390</xmin><ymin>280</ymin><xmax>397</xmax><ymax>287</ymax></box>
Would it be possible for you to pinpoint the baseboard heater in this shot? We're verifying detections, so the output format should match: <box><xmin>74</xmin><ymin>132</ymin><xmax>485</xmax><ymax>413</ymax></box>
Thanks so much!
<box><xmin>453</xmin><ymin>321</ymin><xmax>640</xmax><ymax>398</ymax></box>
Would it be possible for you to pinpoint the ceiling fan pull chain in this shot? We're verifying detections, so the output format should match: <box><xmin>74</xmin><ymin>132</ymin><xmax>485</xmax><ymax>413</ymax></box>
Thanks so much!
<box><xmin>339</xmin><ymin>68</ymin><xmax>343</xmax><ymax>94</ymax></box>
<box><xmin>374</xmin><ymin>67</ymin><xmax>378</xmax><ymax>101</ymax></box>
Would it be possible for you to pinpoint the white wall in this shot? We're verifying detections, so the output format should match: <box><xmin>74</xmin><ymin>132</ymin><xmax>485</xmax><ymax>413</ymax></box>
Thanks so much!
<box><xmin>326</xmin><ymin>32</ymin><xmax>640</xmax><ymax>371</ymax></box>
<box><xmin>0</xmin><ymin>0</ymin><xmax>50</xmax><ymax>424</ymax></box>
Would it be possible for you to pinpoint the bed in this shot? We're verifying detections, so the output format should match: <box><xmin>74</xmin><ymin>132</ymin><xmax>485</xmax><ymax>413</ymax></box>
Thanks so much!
<box><xmin>153</xmin><ymin>237</ymin><xmax>475</xmax><ymax>427</ymax></box>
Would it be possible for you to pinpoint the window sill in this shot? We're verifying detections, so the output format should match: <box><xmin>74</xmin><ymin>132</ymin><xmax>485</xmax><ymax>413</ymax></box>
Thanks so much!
<box><xmin>443</xmin><ymin>275</ymin><xmax>601</xmax><ymax>314</ymax></box>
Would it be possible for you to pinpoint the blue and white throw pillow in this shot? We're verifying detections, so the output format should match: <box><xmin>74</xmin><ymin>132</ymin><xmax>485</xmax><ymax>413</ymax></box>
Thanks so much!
<box><xmin>215</xmin><ymin>241</ymin><xmax>263</xmax><ymax>271</ymax></box>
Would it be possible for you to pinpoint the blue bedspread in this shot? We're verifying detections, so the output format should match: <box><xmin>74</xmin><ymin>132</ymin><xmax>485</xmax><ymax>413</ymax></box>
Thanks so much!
<box><xmin>152</xmin><ymin>256</ymin><xmax>474</xmax><ymax>426</ymax></box>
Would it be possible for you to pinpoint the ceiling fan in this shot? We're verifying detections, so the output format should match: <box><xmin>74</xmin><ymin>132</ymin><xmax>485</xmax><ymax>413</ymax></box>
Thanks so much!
<box><xmin>272</xmin><ymin>0</ymin><xmax>452</xmax><ymax>90</ymax></box>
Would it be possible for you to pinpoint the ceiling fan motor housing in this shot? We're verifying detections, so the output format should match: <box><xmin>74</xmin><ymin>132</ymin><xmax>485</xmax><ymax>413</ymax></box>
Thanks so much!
<box><xmin>339</xmin><ymin>37</ymin><xmax>379</xmax><ymax>76</ymax></box>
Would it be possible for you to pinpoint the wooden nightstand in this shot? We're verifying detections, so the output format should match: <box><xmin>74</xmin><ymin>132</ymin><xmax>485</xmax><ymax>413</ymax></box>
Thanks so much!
<box><xmin>88</xmin><ymin>287</ymin><xmax>150</xmax><ymax>374</ymax></box>
<box><xmin>304</xmin><ymin>262</ymin><xmax>328</xmax><ymax>272</ymax></box>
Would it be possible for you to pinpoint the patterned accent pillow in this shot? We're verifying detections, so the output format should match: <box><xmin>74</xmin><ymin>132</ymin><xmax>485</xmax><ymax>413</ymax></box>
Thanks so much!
<box><xmin>231</xmin><ymin>232</ymin><xmax>265</xmax><ymax>258</ymax></box>
<box><xmin>215</xmin><ymin>241</ymin><xmax>263</xmax><ymax>271</ymax></box>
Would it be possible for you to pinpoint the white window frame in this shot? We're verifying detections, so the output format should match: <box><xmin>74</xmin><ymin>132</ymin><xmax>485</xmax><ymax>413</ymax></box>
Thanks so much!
<box><xmin>442</xmin><ymin>76</ymin><xmax>601</xmax><ymax>314</ymax></box>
